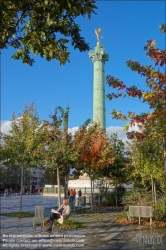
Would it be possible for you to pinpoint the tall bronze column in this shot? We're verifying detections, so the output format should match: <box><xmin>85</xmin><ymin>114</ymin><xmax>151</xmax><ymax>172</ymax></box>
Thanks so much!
<box><xmin>89</xmin><ymin>28</ymin><xmax>109</xmax><ymax>129</ymax></box>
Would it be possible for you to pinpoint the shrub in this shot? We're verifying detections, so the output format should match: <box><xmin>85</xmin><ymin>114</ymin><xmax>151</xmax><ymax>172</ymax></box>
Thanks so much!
<box><xmin>154</xmin><ymin>198</ymin><xmax>166</xmax><ymax>221</ymax></box>
<box><xmin>101</xmin><ymin>185</ymin><xmax>126</xmax><ymax>206</ymax></box>
<box><xmin>121</xmin><ymin>188</ymin><xmax>153</xmax><ymax>210</ymax></box>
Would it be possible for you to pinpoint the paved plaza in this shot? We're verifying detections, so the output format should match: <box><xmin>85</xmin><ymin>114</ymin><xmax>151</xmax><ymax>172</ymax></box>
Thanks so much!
<box><xmin>0</xmin><ymin>195</ymin><xmax>166</xmax><ymax>249</ymax></box>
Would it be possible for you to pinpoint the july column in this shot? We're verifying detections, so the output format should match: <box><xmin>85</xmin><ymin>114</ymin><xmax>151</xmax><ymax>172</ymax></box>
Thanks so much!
<box><xmin>89</xmin><ymin>43</ymin><xmax>109</xmax><ymax>129</ymax></box>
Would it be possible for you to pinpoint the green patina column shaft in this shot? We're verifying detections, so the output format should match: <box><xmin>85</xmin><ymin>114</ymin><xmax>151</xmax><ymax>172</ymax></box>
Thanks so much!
<box><xmin>89</xmin><ymin>41</ymin><xmax>109</xmax><ymax>129</ymax></box>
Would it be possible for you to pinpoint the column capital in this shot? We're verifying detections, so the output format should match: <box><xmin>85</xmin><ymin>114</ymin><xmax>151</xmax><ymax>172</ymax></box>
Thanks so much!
<box><xmin>89</xmin><ymin>44</ymin><xmax>109</xmax><ymax>63</ymax></box>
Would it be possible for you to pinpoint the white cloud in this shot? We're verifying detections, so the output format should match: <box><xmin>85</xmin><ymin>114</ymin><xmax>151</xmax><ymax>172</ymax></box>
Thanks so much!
<box><xmin>1</xmin><ymin>120</ymin><xmax>12</xmax><ymax>135</ymax></box>
<box><xmin>68</xmin><ymin>126</ymin><xmax>79</xmax><ymax>135</ymax></box>
<box><xmin>1</xmin><ymin>120</ymin><xmax>139</xmax><ymax>144</ymax></box>
<box><xmin>106</xmin><ymin>124</ymin><xmax>140</xmax><ymax>144</ymax></box>
<box><xmin>68</xmin><ymin>125</ymin><xmax>130</xmax><ymax>144</ymax></box>
<box><xmin>106</xmin><ymin>126</ymin><xmax>128</xmax><ymax>143</ymax></box>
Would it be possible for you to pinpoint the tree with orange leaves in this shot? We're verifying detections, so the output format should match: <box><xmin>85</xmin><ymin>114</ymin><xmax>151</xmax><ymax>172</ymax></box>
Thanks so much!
<box><xmin>73</xmin><ymin>122</ymin><xmax>114</xmax><ymax>211</ymax></box>
<box><xmin>106</xmin><ymin>24</ymin><xmax>166</xmax><ymax>182</ymax></box>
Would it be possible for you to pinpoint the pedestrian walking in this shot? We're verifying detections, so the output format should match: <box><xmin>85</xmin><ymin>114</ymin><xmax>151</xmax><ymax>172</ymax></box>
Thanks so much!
<box><xmin>73</xmin><ymin>189</ymin><xmax>76</xmax><ymax>200</ymax></box>
<box><xmin>69</xmin><ymin>189</ymin><xmax>73</xmax><ymax>201</ymax></box>
<box><xmin>69</xmin><ymin>189</ymin><xmax>74</xmax><ymax>207</ymax></box>
<box><xmin>68</xmin><ymin>189</ymin><xmax>70</xmax><ymax>197</ymax></box>
<box><xmin>78</xmin><ymin>189</ymin><xmax>82</xmax><ymax>205</ymax></box>
<box><xmin>78</xmin><ymin>189</ymin><xmax>82</xmax><ymax>199</ymax></box>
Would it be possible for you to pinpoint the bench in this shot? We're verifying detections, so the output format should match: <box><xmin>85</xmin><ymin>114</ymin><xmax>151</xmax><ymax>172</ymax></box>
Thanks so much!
<box><xmin>128</xmin><ymin>206</ymin><xmax>153</xmax><ymax>225</ymax></box>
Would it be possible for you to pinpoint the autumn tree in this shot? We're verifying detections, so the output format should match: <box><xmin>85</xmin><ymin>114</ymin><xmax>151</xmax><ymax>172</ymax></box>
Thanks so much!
<box><xmin>0</xmin><ymin>103</ymin><xmax>45</xmax><ymax>211</ymax></box>
<box><xmin>0</xmin><ymin>0</ymin><xmax>97</xmax><ymax>66</ymax></box>
<box><xmin>106</xmin><ymin>24</ymin><xmax>166</xmax><ymax>182</ymax></box>
<box><xmin>43</xmin><ymin>107</ymin><xmax>77</xmax><ymax>207</ymax></box>
<box><xmin>73</xmin><ymin>122</ymin><xmax>114</xmax><ymax>211</ymax></box>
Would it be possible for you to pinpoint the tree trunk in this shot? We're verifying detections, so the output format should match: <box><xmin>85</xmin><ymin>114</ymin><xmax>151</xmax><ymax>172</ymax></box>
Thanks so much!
<box><xmin>163</xmin><ymin>135</ymin><xmax>166</xmax><ymax>220</ymax></box>
<box><xmin>154</xmin><ymin>180</ymin><xmax>156</xmax><ymax>205</ymax></box>
<box><xmin>115</xmin><ymin>178</ymin><xmax>118</xmax><ymax>207</ymax></box>
<box><xmin>57</xmin><ymin>166</ymin><xmax>61</xmax><ymax>208</ymax></box>
<box><xmin>163</xmin><ymin>137</ymin><xmax>166</xmax><ymax>183</ymax></box>
<box><xmin>66</xmin><ymin>178</ymin><xmax>68</xmax><ymax>200</ymax></box>
<box><xmin>151</xmin><ymin>175</ymin><xmax>154</xmax><ymax>197</ymax></box>
<box><xmin>30</xmin><ymin>184</ymin><xmax>32</xmax><ymax>195</ymax></box>
<box><xmin>105</xmin><ymin>178</ymin><xmax>107</xmax><ymax>189</ymax></box>
<box><xmin>19</xmin><ymin>164</ymin><xmax>24</xmax><ymax>212</ymax></box>
<box><xmin>64</xmin><ymin>174</ymin><xmax>67</xmax><ymax>199</ymax></box>
<box><xmin>151</xmin><ymin>175</ymin><xmax>155</xmax><ymax>209</ymax></box>
<box><xmin>66</xmin><ymin>173</ymin><xmax>69</xmax><ymax>200</ymax></box>
<box><xmin>64</xmin><ymin>173</ymin><xmax>69</xmax><ymax>199</ymax></box>
<box><xmin>90</xmin><ymin>175</ymin><xmax>93</xmax><ymax>212</ymax></box>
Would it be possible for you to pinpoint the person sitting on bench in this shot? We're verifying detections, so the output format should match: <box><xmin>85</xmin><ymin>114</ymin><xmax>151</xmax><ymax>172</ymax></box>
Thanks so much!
<box><xmin>46</xmin><ymin>199</ymin><xmax>70</xmax><ymax>232</ymax></box>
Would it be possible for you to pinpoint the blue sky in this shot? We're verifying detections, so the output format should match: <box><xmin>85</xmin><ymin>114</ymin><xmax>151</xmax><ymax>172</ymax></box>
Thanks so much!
<box><xmin>1</xmin><ymin>1</ymin><xmax>165</xmax><ymax>139</ymax></box>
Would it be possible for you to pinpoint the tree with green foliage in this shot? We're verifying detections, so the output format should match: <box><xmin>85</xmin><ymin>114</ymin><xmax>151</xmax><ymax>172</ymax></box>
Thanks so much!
<box><xmin>106</xmin><ymin>24</ymin><xmax>166</xmax><ymax>182</ymax></box>
<box><xmin>106</xmin><ymin>133</ymin><xmax>130</xmax><ymax>206</ymax></box>
<box><xmin>0</xmin><ymin>103</ymin><xmax>45</xmax><ymax>211</ymax></box>
<box><xmin>43</xmin><ymin>107</ymin><xmax>77</xmax><ymax>207</ymax></box>
<box><xmin>43</xmin><ymin>168</ymin><xmax>57</xmax><ymax>185</ymax></box>
<box><xmin>57</xmin><ymin>106</ymin><xmax>70</xmax><ymax>199</ymax></box>
<box><xmin>0</xmin><ymin>0</ymin><xmax>97</xmax><ymax>66</ymax></box>
<box><xmin>128</xmin><ymin>127</ymin><xmax>164</xmax><ymax>206</ymax></box>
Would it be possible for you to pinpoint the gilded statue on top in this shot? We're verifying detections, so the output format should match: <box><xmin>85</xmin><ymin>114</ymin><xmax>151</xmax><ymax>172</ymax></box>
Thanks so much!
<box><xmin>95</xmin><ymin>28</ymin><xmax>103</xmax><ymax>44</ymax></box>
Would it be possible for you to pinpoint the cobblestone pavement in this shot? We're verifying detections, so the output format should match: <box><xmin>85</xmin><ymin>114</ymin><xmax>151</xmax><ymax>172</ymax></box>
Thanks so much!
<box><xmin>0</xmin><ymin>196</ymin><xmax>166</xmax><ymax>250</ymax></box>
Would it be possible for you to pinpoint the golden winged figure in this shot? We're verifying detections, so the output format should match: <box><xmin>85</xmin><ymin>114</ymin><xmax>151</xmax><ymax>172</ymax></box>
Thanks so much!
<box><xmin>95</xmin><ymin>28</ymin><xmax>103</xmax><ymax>43</ymax></box>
